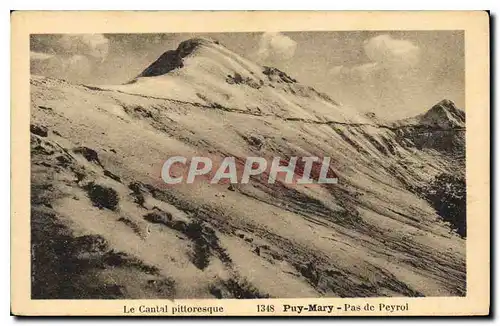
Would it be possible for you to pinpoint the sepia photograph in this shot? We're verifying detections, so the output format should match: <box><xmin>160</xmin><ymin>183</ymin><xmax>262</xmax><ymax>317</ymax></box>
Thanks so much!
<box><xmin>11</xmin><ymin>11</ymin><xmax>489</xmax><ymax>316</ymax></box>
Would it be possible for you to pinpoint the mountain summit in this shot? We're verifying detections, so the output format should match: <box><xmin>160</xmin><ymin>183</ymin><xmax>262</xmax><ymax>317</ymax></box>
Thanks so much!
<box><xmin>395</xmin><ymin>99</ymin><xmax>465</xmax><ymax>129</ymax></box>
<box><xmin>137</xmin><ymin>37</ymin><xmax>222</xmax><ymax>78</ymax></box>
<box><xmin>419</xmin><ymin>99</ymin><xmax>465</xmax><ymax>128</ymax></box>
<box><xmin>108</xmin><ymin>38</ymin><xmax>368</xmax><ymax>123</ymax></box>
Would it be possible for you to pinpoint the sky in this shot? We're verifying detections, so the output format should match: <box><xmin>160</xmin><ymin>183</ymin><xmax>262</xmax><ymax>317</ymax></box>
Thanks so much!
<box><xmin>30</xmin><ymin>31</ymin><xmax>464</xmax><ymax>120</ymax></box>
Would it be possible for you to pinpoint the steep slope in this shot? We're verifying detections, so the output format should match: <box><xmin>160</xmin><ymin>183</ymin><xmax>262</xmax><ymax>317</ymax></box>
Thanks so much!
<box><xmin>30</xmin><ymin>38</ymin><xmax>466</xmax><ymax>299</ymax></box>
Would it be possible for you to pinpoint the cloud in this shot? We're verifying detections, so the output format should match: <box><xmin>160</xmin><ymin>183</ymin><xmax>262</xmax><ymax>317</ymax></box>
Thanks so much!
<box><xmin>331</xmin><ymin>62</ymin><xmax>382</xmax><ymax>82</ymax></box>
<box><xmin>256</xmin><ymin>32</ymin><xmax>297</xmax><ymax>63</ymax></box>
<box><xmin>328</xmin><ymin>35</ymin><xmax>423</xmax><ymax>119</ymax></box>
<box><xmin>364</xmin><ymin>34</ymin><xmax>420</xmax><ymax>67</ymax></box>
<box><xmin>30</xmin><ymin>34</ymin><xmax>109</xmax><ymax>81</ymax></box>
<box><xmin>330</xmin><ymin>34</ymin><xmax>420</xmax><ymax>80</ymax></box>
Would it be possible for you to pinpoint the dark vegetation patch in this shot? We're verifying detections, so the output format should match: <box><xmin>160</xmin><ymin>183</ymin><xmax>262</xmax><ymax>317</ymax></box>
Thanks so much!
<box><xmin>31</xmin><ymin>183</ymin><xmax>57</xmax><ymax>206</ymax></box>
<box><xmin>31</xmin><ymin>135</ymin><xmax>55</xmax><ymax>156</ymax></box>
<box><xmin>142</xmin><ymin>206</ymin><xmax>231</xmax><ymax>270</ymax></box>
<box><xmin>102</xmin><ymin>250</ymin><xmax>160</xmax><ymax>275</ymax></box>
<box><xmin>195</xmin><ymin>92</ymin><xmax>209</xmax><ymax>103</ymax></box>
<box><xmin>84</xmin><ymin>182</ymin><xmax>120</xmax><ymax>210</ymax></box>
<box><xmin>81</xmin><ymin>84</ymin><xmax>105</xmax><ymax>91</ymax></box>
<box><xmin>187</xmin><ymin>222</ymin><xmax>211</xmax><ymax>270</ymax></box>
<box><xmin>226</xmin><ymin>72</ymin><xmax>262</xmax><ymax>89</ymax></box>
<box><xmin>296</xmin><ymin>261</ymin><xmax>320</xmax><ymax>286</ymax></box>
<box><xmin>30</xmin><ymin>124</ymin><xmax>48</xmax><ymax>137</ymax></box>
<box><xmin>117</xmin><ymin>216</ymin><xmax>143</xmax><ymax>237</ymax></box>
<box><xmin>263</xmin><ymin>66</ymin><xmax>297</xmax><ymax>83</ymax></box>
<box><xmin>38</xmin><ymin>105</ymin><xmax>53</xmax><ymax>111</ymax></box>
<box><xmin>221</xmin><ymin>278</ymin><xmax>270</xmax><ymax>299</ymax></box>
<box><xmin>55</xmin><ymin>154</ymin><xmax>72</xmax><ymax>167</ymax></box>
<box><xmin>132</xmin><ymin>105</ymin><xmax>154</xmax><ymax>119</ymax></box>
<box><xmin>418</xmin><ymin>172</ymin><xmax>466</xmax><ymax>237</ymax></box>
<box><xmin>128</xmin><ymin>182</ymin><xmax>146</xmax><ymax>206</ymax></box>
<box><xmin>73</xmin><ymin>146</ymin><xmax>103</xmax><ymax>167</ymax></box>
<box><xmin>241</xmin><ymin>134</ymin><xmax>265</xmax><ymax>150</ymax></box>
<box><xmin>187</xmin><ymin>221</ymin><xmax>230</xmax><ymax>269</ymax></box>
<box><xmin>143</xmin><ymin>210</ymin><xmax>173</xmax><ymax>225</ymax></box>
<box><xmin>104</xmin><ymin>169</ymin><xmax>122</xmax><ymax>182</ymax></box>
<box><xmin>32</xmin><ymin>137</ymin><xmax>90</xmax><ymax>184</ymax></box>
<box><xmin>325</xmin><ymin>185</ymin><xmax>363</xmax><ymax>224</ymax></box>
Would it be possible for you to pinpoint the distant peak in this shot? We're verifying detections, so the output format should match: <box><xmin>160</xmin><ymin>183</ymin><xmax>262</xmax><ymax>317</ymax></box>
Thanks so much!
<box><xmin>436</xmin><ymin>99</ymin><xmax>456</xmax><ymax>107</ymax></box>
<box><xmin>428</xmin><ymin>99</ymin><xmax>464</xmax><ymax>118</ymax></box>
<box><xmin>430</xmin><ymin>99</ymin><xmax>459</xmax><ymax>113</ymax></box>
<box><xmin>420</xmin><ymin>99</ymin><xmax>465</xmax><ymax>128</ymax></box>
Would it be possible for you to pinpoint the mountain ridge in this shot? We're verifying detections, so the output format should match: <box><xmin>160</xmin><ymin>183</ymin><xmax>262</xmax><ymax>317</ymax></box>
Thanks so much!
<box><xmin>83</xmin><ymin>79</ymin><xmax>465</xmax><ymax>132</ymax></box>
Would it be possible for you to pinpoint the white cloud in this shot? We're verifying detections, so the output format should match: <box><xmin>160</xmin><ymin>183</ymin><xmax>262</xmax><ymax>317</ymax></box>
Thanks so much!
<box><xmin>364</xmin><ymin>34</ymin><xmax>420</xmax><ymax>68</ymax></box>
<box><xmin>328</xmin><ymin>35</ymin><xmax>423</xmax><ymax>118</ymax></box>
<box><xmin>330</xmin><ymin>34</ymin><xmax>420</xmax><ymax>80</ymax></box>
<box><xmin>257</xmin><ymin>32</ymin><xmax>297</xmax><ymax>63</ymax></box>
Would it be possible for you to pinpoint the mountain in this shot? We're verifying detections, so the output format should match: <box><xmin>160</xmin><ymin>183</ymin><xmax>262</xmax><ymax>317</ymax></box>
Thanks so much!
<box><xmin>107</xmin><ymin>37</ymin><xmax>369</xmax><ymax>124</ymax></box>
<box><xmin>418</xmin><ymin>99</ymin><xmax>465</xmax><ymax>128</ymax></box>
<box><xmin>30</xmin><ymin>38</ymin><xmax>466</xmax><ymax>299</ymax></box>
<box><xmin>396</xmin><ymin>99</ymin><xmax>465</xmax><ymax>129</ymax></box>
<box><xmin>392</xmin><ymin>99</ymin><xmax>466</xmax><ymax>157</ymax></box>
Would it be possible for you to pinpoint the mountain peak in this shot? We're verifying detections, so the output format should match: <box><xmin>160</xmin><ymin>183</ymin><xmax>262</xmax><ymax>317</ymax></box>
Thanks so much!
<box><xmin>428</xmin><ymin>99</ymin><xmax>463</xmax><ymax>117</ymax></box>
<box><xmin>434</xmin><ymin>99</ymin><xmax>456</xmax><ymax>108</ymax></box>
<box><xmin>178</xmin><ymin>37</ymin><xmax>220</xmax><ymax>49</ymax></box>
<box><xmin>421</xmin><ymin>99</ymin><xmax>465</xmax><ymax>128</ymax></box>
<box><xmin>111</xmin><ymin>38</ymin><xmax>367</xmax><ymax>123</ymax></box>
<box><xmin>136</xmin><ymin>37</ymin><xmax>222</xmax><ymax>79</ymax></box>
<box><xmin>393</xmin><ymin>99</ymin><xmax>465</xmax><ymax>129</ymax></box>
